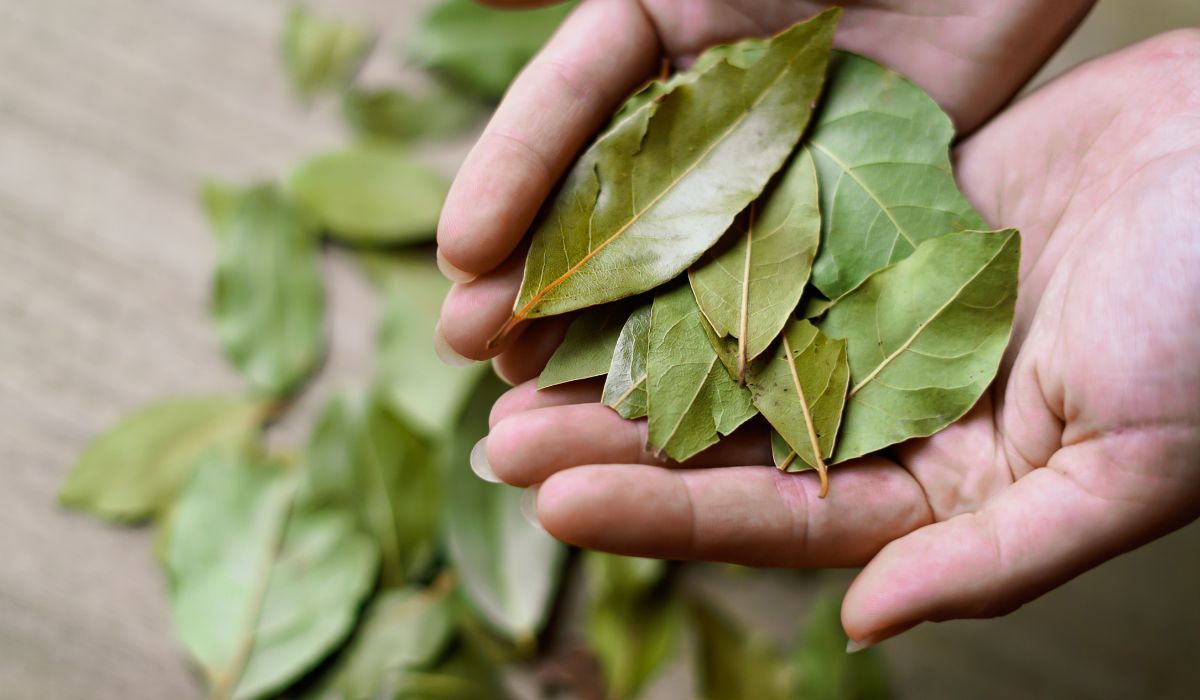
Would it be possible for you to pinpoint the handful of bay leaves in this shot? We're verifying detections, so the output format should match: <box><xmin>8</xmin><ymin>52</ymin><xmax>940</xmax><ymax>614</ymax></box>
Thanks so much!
<box><xmin>506</xmin><ymin>9</ymin><xmax>1019</xmax><ymax>496</ymax></box>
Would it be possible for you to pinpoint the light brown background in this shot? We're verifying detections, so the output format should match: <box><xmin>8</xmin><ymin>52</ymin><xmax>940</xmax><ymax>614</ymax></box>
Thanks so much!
<box><xmin>2</xmin><ymin>1</ymin><xmax>1198</xmax><ymax>698</ymax></box>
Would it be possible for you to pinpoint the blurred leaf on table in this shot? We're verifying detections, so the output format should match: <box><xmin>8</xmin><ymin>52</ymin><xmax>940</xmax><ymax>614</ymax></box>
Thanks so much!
<box><xmin>282</xmin><ymin>5</ymin><xmax>374</xmax><ymax>99</ymax></box>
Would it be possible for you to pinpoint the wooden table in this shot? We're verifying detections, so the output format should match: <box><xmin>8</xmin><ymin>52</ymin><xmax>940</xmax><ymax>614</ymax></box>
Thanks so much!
<box><xmin>1</xmin><ymin>1</ymin><xmax>1197</xmax><ymax>698</ymax></box>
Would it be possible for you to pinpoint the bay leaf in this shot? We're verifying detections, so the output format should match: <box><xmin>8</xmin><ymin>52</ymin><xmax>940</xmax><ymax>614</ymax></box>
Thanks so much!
<box><xmin>808</xmin><ymin>52</ymin><xmax>987</xmax><ymax>300</ymax></box>
<box><xmin>792</xmin><ymin>590</ymin><xmax>892</xmax><ymax>700</ymax></box>
<box><xmin>584</xmin><ymin>553</ymin><xmax>682</xmax><ymax>699</ymax></box>
<box><xmin>538</xmin><ymin>303</ymin><xmax>633</xmax><ymax>389</ymax></box>
<box><xmin>601</xmin><ymin>302</ymin><xmax>651</xmax><ymax>419</ymax></box>
<box><xmin>691</xmin><ymin>601</ymin><xmax>792</xmax><ymax>700</ymax></box>
<box><xmin>689</xmin><ymin>147</ymin><xmax>821</xmax><ymax>381</ymax></box>
<box><xmin>365</xmin><ymin>251</ymin><xmax>490</xmax><ymax>436</ymax></box>
<box><xmin>746</xmin><ymin>320</ymin><xmax>849</xmax><ymax>495</ymax></box>
<box><xmin>288</xmin><ymin>147</ymin><xmax>448</xmax><ymax>246</ymax></box>
<box><xmin>342</xmin><ymin>87</ymin><xmax>483</xmax><ymax>146</ymax></box>
<box><xmin>59</xmin><ymin>395</ymin><xmax>268</xmax><ymax>522</ymax></box>
<box><xmin>305</xmin><ymin>389</ymin><xmax>440</xmax><ymax>587</ymax></box>
<box><xmin>646</xmin><ymin>284</ymin><xmax>756</xmax><ymax>462</ymax></box>
<box><xmin>444</xmin><ymin>371</ymin><xmax>567</xmax><ymax>643</ymax></box>
<box><xmin>211</xmin><ymin>184</ymin><xmax>325</xmax><ymax>397</ymax></box>
<box><xmin>385</xmin><ymin>639</ymin><xmax>512</xmax><ymax>700</ymax></box>
<box><xmin>322</xmin><ymin>580</ymin><xmax>456</xmax><ymax>700</ymax></box>
<box><xmin>408</xmin><ymin>0</ymin><xmax>576</xmax><ymax>101</ymax></box>
<box><xmin>167</xmin><ymin>452</ymin><xmax>378</xmax><ymax>700</ymax></box>
<box><xmin>499</xmin><ymin>11</ymin><xmax>840</xmax><ymax>337</ymax></box>
<box><xmin>281</xmin><ymin>6</ymin><xmax>373</xmax><ymax>99</ymax></box>
<box><xmin>819</xmin><ymin>229</ymin><xmax>1019</xmax><ymax>461</ymax></box>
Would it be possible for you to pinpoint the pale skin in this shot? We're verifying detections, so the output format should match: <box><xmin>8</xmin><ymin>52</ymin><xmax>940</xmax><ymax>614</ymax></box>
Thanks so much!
<box><xmin>435</xmin><ymin>0</ymin><xmax>1200</xmax><ymax>649</ymax></box>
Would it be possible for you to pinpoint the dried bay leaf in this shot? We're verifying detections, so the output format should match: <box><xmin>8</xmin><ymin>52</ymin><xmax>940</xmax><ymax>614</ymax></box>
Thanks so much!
<box><xmin>792</xmin><ymin>591</ymin><xmax>891</xmax><ymax>700</ymax></box>
<box><xmin>167</xmin><ymin>453</ymin><xmax>378</xmax><ymax>700</ymax></box>
<box><xmin>808</xmin><ymin>52</ymin><xmax>986</xmax><ymax>300</ymax></box>
<box><xmin>689</xmin><ymin>147</ymin><xmax>821</xmax><ymax>381</ymax></box>
<box><xmin>342</xmin><ymin>87</ymin><xmax>483</xmax><ymax>146</ymax></box>
<box><xmin>281</xmin><ymin>6</ymin><xmax>373</xmax><ymax>100</ymax></box>
<box><xmin>746</xmin><ymin>320</ymin><xmax>849</xmax><ymax>495</ymax></box>
<box><xmin>647</xmin><ymin>284</ymin><xmax>756</xmax><ymax>462</ymax></box>
<box><xmin>691</xmin><ymin>601</ymin><xmax>792</xmax><ymax>700</ymax></box>
<box><xmin>59</xmin><ymin>395</ymin><xmax>269</xmax><ymax>522</ymax></box>
<box><xmin>538</xmin><ymin>303</ymin><xmax>633</xmax><ymax>389</ymax></box>
<box><xmin>318</xmin><ymin>580</ymin><xmax>456</xmax><ymax>700</ymax></box>
<box><xmin>305</xmin><ymin>389</ymin><xmax>440</xmax><ymax>587</ymax></box>
<box><xmin>445</xmin><ymin>371</ymin><xmax>567</xmax><ymax>642</ymax></box>
<box><xmin>584</xmin><ymin>554</ymin><xmax>682</xmax><ymax>699</ymax></box>
<box><xmin>819</xmin><ymin>229</ymin><xmax>1020</xmax><ymax>462</ymax></box>
<box><xmin>288</xmin><ymin>147</ymin><xmax>448</xmax><ymax>246</ymax></box>
<box><xmin>601</xmin><ymin>302</ymin><xmax>651</xmax><ymax>419</ymax></box>
<box><xmin>210</xmin><ymin>184</ymin><xmax>325</xmax><ymax>397</ymax></box>
<box><xmin>362</xmin><ymin>251</ymin><xmax>489</xmax><ymax>435</ymax></box>
<box><xmin>409</xmin><ymin>0</ymin><xmax>576</xmax><ymax>101</ymax></box>
<box><xmin>499</xmin><ymin>11</ymin><xmax>840</xmax><ymax>338</ymax></box>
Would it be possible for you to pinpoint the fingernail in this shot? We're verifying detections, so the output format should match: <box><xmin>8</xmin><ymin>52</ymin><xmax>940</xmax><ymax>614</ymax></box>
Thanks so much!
<box><xmin>437</xmin><ymin>248</ymin><xmax>477</xmax><ymax>284</ymax></box>
<box><xmin>469</xmin><ymin>437</ymin><xmax>501</xmax><ymax>483</ymax></box>
<box><xmin>433</xmin><ymin>321</ymin><xmax>474</xmax><ymax>368</ymax></box>
<box><xmin>846</xmin><ymin>638</ymin><xmax>873</xmax><ymax>654</ymax></box>
<box><xmin>520</xmin><ymin>485</ymin><xmax>544</xmax><ymax>532</ymax></box>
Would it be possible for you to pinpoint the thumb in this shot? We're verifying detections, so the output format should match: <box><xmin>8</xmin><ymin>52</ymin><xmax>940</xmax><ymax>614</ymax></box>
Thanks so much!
<box><xmin>840</xmin><ymin>461</ymin><xmax>1181</xmax><ymax>649</ymax></box>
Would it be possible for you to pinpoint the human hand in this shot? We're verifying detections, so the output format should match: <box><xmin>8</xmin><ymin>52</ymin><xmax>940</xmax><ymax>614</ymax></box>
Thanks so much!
<box><xmin>476</xmin><ymin>31</ymin><xmax>1200</xmax><ymax>647</ymax></box>
<box><xmin>434</xmin><ymin>0</ymin><xmax>1095</xmax><ymax>377</ymax></box>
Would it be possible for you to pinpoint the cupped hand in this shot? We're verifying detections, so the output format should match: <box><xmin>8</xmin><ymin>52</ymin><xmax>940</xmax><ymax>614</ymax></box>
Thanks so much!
<box><xmin>434</xmin><ymin>0</ymin><xmax>1095</xmax><ymax>376</ymax></box>
<box><xmin>476</xmin><ymin>30</ymin><xmax>1200</xmax><ymax>647</ymax></box>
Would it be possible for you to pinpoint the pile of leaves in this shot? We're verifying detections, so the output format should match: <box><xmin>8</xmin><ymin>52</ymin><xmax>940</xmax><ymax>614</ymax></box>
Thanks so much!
<box><xmin>528</xmin><ymin>10</ymin><xmax>1018</xmax><ymax>496</ymax></box>
<box><xmin>57</xmin><ymin>3</ymin><xmax>891</xmax><ymax>699</ymax></box>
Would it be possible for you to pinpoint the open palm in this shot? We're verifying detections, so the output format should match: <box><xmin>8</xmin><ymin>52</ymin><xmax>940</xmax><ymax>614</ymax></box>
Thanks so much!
<box><xmin>436</xmin><ymin>0</ymin><xmax>1200</xmax><ymax>647</ymax></box>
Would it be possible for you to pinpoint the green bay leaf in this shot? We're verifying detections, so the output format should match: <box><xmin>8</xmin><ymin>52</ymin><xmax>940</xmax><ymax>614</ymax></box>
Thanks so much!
<box><xmin>59</xmin><ymin>395</ymin><xmax>268</xmax><ymax>522</ymax></box>
<box><xmin>808</xmin><ymin>52</ymin><xmax>986</xmax><ymax>300</ymax></box>
<box><xmin>747</xmin><ymin>320</ymin><xmax>849</xmax><ymax>493</ymax></box>
<box><xmin>167</xmin><ymin>453</ymin><xmax>378</xmax><ymax>700</ymax></box>
<box><xmin>601</xmin><ymin>302</ymin><xmax>651</xmax><ymax>419</ymax></box>
<box><xmin>408</xmin><ymin>0</ymin><xmax>576</xmax><ymax>101</ymax></box>
<box><xmin>584</xmin><ymin>554</ymin><xmax>682</xmax><ymax>699</ymax></box>
<box><xmin>364</xmin><ymin>251</ymin><xmax>489</xmax><ymax>436</ymax></box>
<box><xmin>342</xmin><ymin>87</ymin><xmax>483</xmax><ymax>146</ymax></box>
<box><xmin>819</xmin><ymin>229</ymin><xmax>1020</xmax><ymax>462</ymax></box>
<box><xmin>288</xmin><ymin>147</ymin><xmax>448</xmax><ymax>246</ymax></box>
<box><xmin>305</xmin><ymin>389</ymin><xmax>440</xmax><ymax>587</ymax></box>
<box><xmin>210</xmin><ymin>184</ymin><xmax>325</xmax><ymax>397</ymax></box>
<box><xmin>691</xmin><ymin>601</ymin><xmax>792</xmax><ymax>700</ymax></box>
<box><xmin>647</xmin><ymin>284</ymin><xmax>756</xmax><ymax>462</ymax></box>
<box><xmin>792</xmin><ymin>590</ymin><xmax>892</xmax><ymax>700</ymax></box>
<box><xmin>445</xmin><ymin>371</ymin><xmax>567</xmax><ymax>643</ymax></box>
<box><xmin>538</xmin><ymin>303</ymin><xmax>633</xmax><ymax>389</ymax></box>
<box><xmin>322</xmin><ymin>581</ymin><xmax>456</xmax><ymax>700</ymax></box>
<box><xmin>503</xmin><ymin>11</ymin><xmax>839</xmax><ymax>331</ymax></box>
<box><xmin>690</xmin><ymin>147</ymin><xmax>821</xmax><ymax>380</ymax></box>
<box><xmin>281</xmin><ymin>6</ymin><xmax>373</xmax><ymax>100</ymax></box>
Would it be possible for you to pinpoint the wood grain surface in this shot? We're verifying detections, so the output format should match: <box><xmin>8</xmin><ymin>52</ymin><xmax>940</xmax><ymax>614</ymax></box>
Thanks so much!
<box><xmin>0</xmin><ymin>1</ymin><xmax>1197</xmax><ymax>699</ymax></box>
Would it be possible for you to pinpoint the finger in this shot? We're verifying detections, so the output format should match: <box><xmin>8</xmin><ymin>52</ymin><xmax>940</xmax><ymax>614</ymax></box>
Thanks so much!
<box><xmin>492</xmin><ymin>316</ymin><xmax>572</xmax><ymax>385</ymax></box>
<box><xmin>840</xmin><ymin>457</ymin><xmax>1190</xmax><ymax>649</ymax></box>
<box><xmin>436</xmin><ymin>0</ymin><xmax>659</xmax><ymax>278</ymax></box>
<box><xmin>488</xmin><ymin>377</ymin><xmax>603</xmax><ymax>428</ymax></box>
<box><xmin>438</xmin><ymin>248</ymin><xmax>526</xmax><ymax>361</ymax></box>
<box><xmin>534</xmin><ymin>461</ymin><xmax>932</xmax><ymax>567</ymax></box>
<box><xmin>486</xmin><ymin>403</ymin><xmax>773</xmax><ymax>486</ymax></box>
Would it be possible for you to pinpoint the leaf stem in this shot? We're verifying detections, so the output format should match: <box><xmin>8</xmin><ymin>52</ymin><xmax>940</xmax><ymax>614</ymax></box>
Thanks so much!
<box><xmin>736</xmin><ymin>204</ymin><xmax>756</xmax><ymax>385</ymax></box>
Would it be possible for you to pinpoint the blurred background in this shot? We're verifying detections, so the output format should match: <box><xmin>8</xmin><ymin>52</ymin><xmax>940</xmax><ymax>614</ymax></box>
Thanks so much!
<box><xmin>2</xmin><ymin>1</ymin><xmax>1199</xmax><ymax>698</ymax></box>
